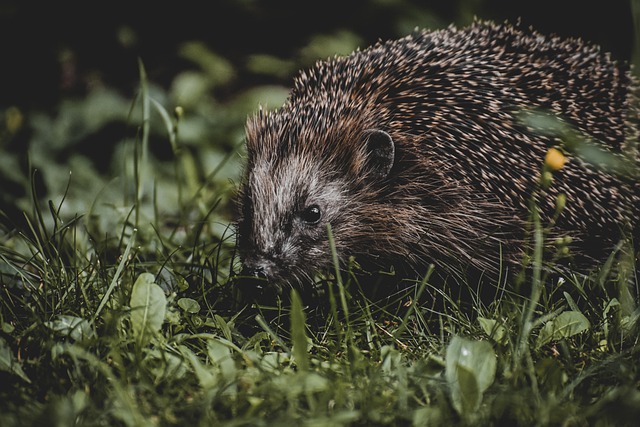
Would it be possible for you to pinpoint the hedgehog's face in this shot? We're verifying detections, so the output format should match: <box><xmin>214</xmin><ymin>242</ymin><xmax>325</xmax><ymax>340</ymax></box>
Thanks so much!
<box><xmin>236</xmin><ymin>124</ymin><xmax>395</xmax><ymax>296</ymax></box>
<box><xmin>237</xmin><ymin>155</ymin><xmax>346</xmax><ymax>289</ymax></box>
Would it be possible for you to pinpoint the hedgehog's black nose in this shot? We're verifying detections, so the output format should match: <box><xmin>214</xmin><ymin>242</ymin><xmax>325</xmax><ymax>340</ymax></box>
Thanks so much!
<box><xmin>240</xmin><ymin>265</ymin><xmax>268</xmax><ymax>290</ymax></box>
<box><xmin>240</xmin><ymin>256</ymin><xmax>276</xmax><ymax>283</ymax></box>
<box><xmin>234</xmin><ymin>256</ymin><xmax>285</xmax><ymax>303</ymax></box>
<box><xmin>234</xmin><ymin>261</ymin><xmax>274</xmax><ymax>303</ymax></box>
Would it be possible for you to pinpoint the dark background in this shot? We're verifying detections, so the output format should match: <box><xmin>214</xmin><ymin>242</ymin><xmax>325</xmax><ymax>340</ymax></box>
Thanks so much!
<box><xmin>1</xmin><ymin>0</ymin><xmax>635</xmax><ymax>109</ymax></box>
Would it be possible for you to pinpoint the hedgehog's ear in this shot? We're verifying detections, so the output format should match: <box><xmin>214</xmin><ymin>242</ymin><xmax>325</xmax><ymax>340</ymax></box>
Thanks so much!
<box><xmin>361</xmin><ymin>129</ymin><xmax>395</xmax><ymax>179</ymax></box>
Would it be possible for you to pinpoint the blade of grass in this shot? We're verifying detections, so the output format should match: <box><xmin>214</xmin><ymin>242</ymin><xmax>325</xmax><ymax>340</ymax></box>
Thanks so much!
<box><xmin>393</xmin><ymin>264</ymin><xmax>434</xmax><ymax>340</ymax></box>
<box><xmin>290</xmin><ymin>289</ymin><xmax>309</xmax><ymax>372</ymax></box>
<box><xmin>514</xmin><ymin>195</ymin><xmax>544</xmax><ymax>387</ymax></box>
<box><xmin>93</xmin><ymin>228</ymin><xmax>137</xmax><ymax>322</ymax></box>
<box><xmin>255</xmin><ymin>314</ymin><xmax>289</xmax><ymax>352</ymax></box>
<box><xmin>135</xmin><ymin>59</ymin><xmax>151</xmax><ymax>227</ymax></box>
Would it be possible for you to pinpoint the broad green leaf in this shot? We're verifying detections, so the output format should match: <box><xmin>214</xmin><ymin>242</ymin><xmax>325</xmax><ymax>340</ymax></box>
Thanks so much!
<box><xmin>301</xmin><ymin>372</ymin><xmax>329</xmax><ymax>393</ymax></box>
<box><xmin>207</xmin><ymin>339</ymin><xmax>236</xmax><ymax>382</ymax></box>
<box><xmin>455</xmin><ymin>364</ymin><xmax>480</xmax><ymax>415</ymax></box>
<box><xmin>179</xmin><ymin>344</ymin><xmax>217</xmax><ymax>389</ymax></box>
<box><xmin>45</xmin><ymin>315</ymin><xmax>96</xmax><ymax>342</ymax></box>
<box><xmin>290</xmin><ymin>289</ymin><xmax>309</xmax><ymax>372</ymax></box>
<box><xmin>381</xmin><ymin>345</ymin><xmax>402</xmax><ymax>374</ymax></box>
<box><xmin>144</xmin><ymin>347</ymin><xmax>188</xmax><ymax>382</ymax></box>
<box><xmin>260</xmin><ymin>352</ymin><xmax>290</xmax><ymax>373</ymax></box>
<box><xmin>300</xmin><ymin>30</ymin><xmax>363</xmax><ymax>64</ymax></box>
<box><xmin>413</xmin><ymin>406</ymin><xmax>445</xmax><ymax>427</ymax></box>
<box><xmin>130</xmin><ymin>272</ymin><xmax>167</xmax><ymax>345</ymax></box>
<box><xmin>563</xmin><ymin>291</ymin><xmax>580</xmax><ymax>312</ymax></box>
<box><xmin>178</xmin><ymin>41</ymin><xmax>235</xmax><ymax>87</ymax></box>
<box><xmin>620</xmin><ymin>309</ymin><xmax>640</xmax><ymax>334</ymax></box>
<box><xmin>276</xmin><ymin>372</ymin><xmax>330</xmax><ymax>398</ymax></box>
<box><xmin>0</xmin><ymin>337</ymin><xmax>30</xmax><ymax>383</ymax></box>
<box><xmin>445</xmin><ymin>336</ymin><xmax>496</xmax><ymax>416</ymax></box>
<box><xmin>478</xmin><ymin>317</ymin><xmax>508</xmax><ymax>345</ymax></box>
<box><xmin>171</xmin><ymin>71</ymin><xmax>212</xmax><ymax>109</ymax></box>
<box><xmin>245</xmin><ymin>54</ymin><xmax>297</xmax><ymax>79</ymax></box>
<box><xmin>536</xmin><ymin>310</ymin><xmax>590</xmax><ymax>349</ymax></box>
<box><xmin>177</xmin><ymin>297</ymin><xmax>200</xmax><ymax>314</ymax></box>
<box><xmin>211</xmin><ymin>314</ymin><xmax>233</xmax><ymax>342</ymax></box>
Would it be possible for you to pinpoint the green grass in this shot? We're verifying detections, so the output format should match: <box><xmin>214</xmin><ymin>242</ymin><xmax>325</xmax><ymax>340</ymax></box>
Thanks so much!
<box><xmin>1</xmin><ymin>75</ymin><xmax>640</xmax><ymax>427</ymax></box>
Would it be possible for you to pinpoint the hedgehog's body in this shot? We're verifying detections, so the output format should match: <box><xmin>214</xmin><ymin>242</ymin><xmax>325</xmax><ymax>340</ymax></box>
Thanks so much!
<box><xmin>237</xmin><ymin>21</ymin><xmax>639</xmax><ymax>291</ymax></box>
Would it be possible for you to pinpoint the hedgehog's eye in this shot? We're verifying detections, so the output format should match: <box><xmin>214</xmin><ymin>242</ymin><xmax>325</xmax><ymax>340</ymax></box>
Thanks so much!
<box><xmin>300</xmin><ymin>204</ymin><xmax>322</xmax><ymax>225</ymax></box>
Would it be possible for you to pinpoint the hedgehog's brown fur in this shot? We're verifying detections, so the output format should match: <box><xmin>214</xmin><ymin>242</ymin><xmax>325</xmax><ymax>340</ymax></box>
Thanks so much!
<box><xmin>237</xmin><ymin>20</ymin><xmax>640</xmax><ymax>290</ymax></box>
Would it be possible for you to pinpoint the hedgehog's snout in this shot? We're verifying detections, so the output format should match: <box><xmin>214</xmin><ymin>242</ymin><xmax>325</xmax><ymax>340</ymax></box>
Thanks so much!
<box><xmin>242</xmin><ymin>255</ymin><xmax>275</xmax><ymax>279</ymax></box>
<box><xmin>240</xmin><ymin>263</ymin><xmax>269</xmax><ymax>286</ymax></box>
<box><xmin>235</xmin><ymin>256</ymin><xmax>284</xmax><ymax>298</ymax></box>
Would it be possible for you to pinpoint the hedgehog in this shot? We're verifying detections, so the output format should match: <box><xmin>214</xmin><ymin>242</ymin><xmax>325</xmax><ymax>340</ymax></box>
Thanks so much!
<box><xmin>236</xmin><ymin>20</ymin><xmax>640</xmax><ymax>295</ymax></box>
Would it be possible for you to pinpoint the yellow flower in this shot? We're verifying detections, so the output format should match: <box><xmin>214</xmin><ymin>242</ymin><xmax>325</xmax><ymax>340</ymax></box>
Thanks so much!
<box><xmin>545</xmin><ymin>147</ymin><xmax>566</xmax><ymax>171</ymax></box>
<box><xmin>174</xmin><ymin>106</ymin><xmax>184</xmax><ymax>120</ymax></box>
<box><xmin>5</xmin><ymin>106</ymin><xmax>23</xmax><ymax>134</ymax></box>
